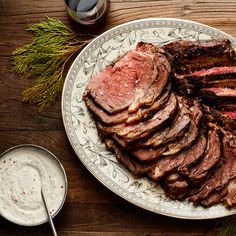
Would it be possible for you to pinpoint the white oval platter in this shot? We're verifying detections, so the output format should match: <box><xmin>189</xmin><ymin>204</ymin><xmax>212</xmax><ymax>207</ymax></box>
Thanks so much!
<box><xmin>62</xmin><ymin>18</ymin><xmax>236</xmax><ymax>219</ymax></box>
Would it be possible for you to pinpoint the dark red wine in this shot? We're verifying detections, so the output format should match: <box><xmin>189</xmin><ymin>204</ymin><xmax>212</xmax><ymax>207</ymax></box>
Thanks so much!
<box><xmin>67</xmin><ymin>0</ymin><xmax>78</xmax><ymax>11</ymax></box>
<box><xmin>77</xmin><ymin>0</ymin><xmax>97</xmax><ymax>12</ymax></box>
<box><xmin>67</xmin><ymin>0</ymin><xmax>97</xmax><ymax>12</ymax></box>
<box><xmin>65</xmin><ymin>0</ymin><xmax>110</xmax><ymax>25</ymax></box>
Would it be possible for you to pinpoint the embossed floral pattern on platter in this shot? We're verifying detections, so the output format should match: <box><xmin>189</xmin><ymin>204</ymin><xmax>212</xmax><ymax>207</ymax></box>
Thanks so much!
<box><xmin>62</xmin><ymin>18</ymin><xmax>236</xmax><ymax>219</ymax></box>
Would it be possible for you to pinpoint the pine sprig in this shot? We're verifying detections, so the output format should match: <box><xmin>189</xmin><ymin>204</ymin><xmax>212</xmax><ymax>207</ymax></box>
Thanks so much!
<box><xmin>217</xmin><ymin>216</ymin><xmax>236</xmax><ymax>236</ymax></box>
<box><xmin>12</xmin><ymin>17</ymin><xmax>92</xmax><ymax>112</ymax></box>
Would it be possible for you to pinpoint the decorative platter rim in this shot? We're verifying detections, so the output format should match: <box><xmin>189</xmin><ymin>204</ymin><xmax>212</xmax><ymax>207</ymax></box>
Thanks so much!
<box><xmin>61</xmin><ymin>18</ymin><xmax>236</xmax><ymax>219</ymax></box>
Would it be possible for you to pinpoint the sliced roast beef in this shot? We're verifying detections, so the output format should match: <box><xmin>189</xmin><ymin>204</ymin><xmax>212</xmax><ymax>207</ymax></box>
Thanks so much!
<box><xmin>128</xmin><ymin>42</ymin><xmax>171</xmax><ymax>113</ymax></box>
<box><xmin>202</xmin><ymin>176</ymin><xmax>236</xmax><ymax>208</ymax></box>
<box><xmin>216</xmin><ymin>102</ymin><xmax>236</xmax><ymax>111</ymax></box>
<box><xmin>177</xmin><ymin>132</ymin><xmax>207</xmax><ymax>172</ymax></box>
<box><xmin>131</xmin><ymin>101</ymin><xmax>202</xmax><ymax>162</ymax></box>
<box><xmin>163</xmin><ymin>39</ymin><xmax>236</xmax><ymax>74</ymax></box>
<box><xmin>177</xmin><ymin>66</ymin><xmax>236</xmax><ymax>81</ymax></box>
<box><xmin>138</xmin><ymin>98</ymin><xmax>191</xmax><ymax>148</ymax></box>
<box><xmin>84</xmin><ymin>43</ymin><xmax>170</xmax><ymax>114</ymax></box>
<box><xmin>84</xmin><ymin>64</ymin><xmax>136</xmax><ymax>114</ymax></box>
<box><xmin>84</xmin><ymin>95</ymin><xmax>129</xmax><ymax>125</ymax></box>
<box><xmin>138</xmin><ymin>112</ymin><xmax>190</xmax><ymax>148</ymax></box>
<box><xmin>174</xmin><ymin>52</ymin><xmax>236</xmax><ymax>75</ymax></box>
<box><xmin>203</xmin><ymin>105</ymin><xmax>236</xmax><ymax>132</ymax></box>
<box><xmin>163</xmin><ymin>39</ymin><xmax>233</xmax><ymax>59</ymax></box>
<box><xmin>200</xmin><ymin>88</ymin><xmax>236</xmax><ymax>110</ymax></box>
<box><xmin>161</xmin><ymin>120</ymin><xmax>198</xmax><ymax>156</ymax></box>
<box><xmin>104</xmin><ymin>139</ymin><xmax>159</xmax><ymax>176</ymax></box>
<box><xmin>84</xmin><ymin>85</ymin><xmax>171</xmax><ymax>126</ymax></box>
<box><xmin>173</xmin><ymin>66</ymin><xmax>236</xmax><ymax>95</ymax></box>
<box><xmin>224</xmin><ymin>178</ymin><xmax>236</xmax><ymax>208</ymax></box>
<box><xmin>125</xmin><ymin>85</ymin><xmax>171</xmax><ymax>125</ymax></box>
<box><xmin>131</xmin><ymin>119</ymin><xmax>197</xmax><ymax>162</ymax></box>
<box><xmin>98</xmin><ymin>93</ymin><xmax>178</xmax><ymax>142</ymax></box>
<box><xmin>161</xmin><ymin>100</ymin><xmax>202</xmax><ymax>156</ymax></box>
<box><xmin>112</xmin><ymin>95</ymin><xmax>189</xmax><ymax>149</ymax></box>
<box><xmin>84</xmin><ymin>40</ymin><xmax>236</xmax><ymax>209</ymax></box>
<box><xmin>189</xmin><ymin>148</ymin><xmax>236</xmax><ymax>203</ymax></box>
<box><xmin>188</xmin><ymin>127</ymin><xmax>221</xmax><ymax>182</ymax></box>
<box><xmin>200</xmin><ymin>187</ymin><xmax>228</xmax><ymax>208</ymax></box>
<box><xmin>221</xmin><ymin>111</ymin><xmax>236</xmax><ymax>119</ymax></box>
<box><xmin>161</xmin><ymin>174</ymin><xmax>189</xmax><ymax>200</ymax></box>
<box><xmin>149</xmin><ymin>131</ymin><xmax>206</xmax><ymax>181</ymax></box>
<box><xmin>201</xmin><ymin>87</ymin><xmax>236</xmax><ymax>101</ymax></box>
<box><xmin>207</xmin><ymin>78</ymin><xmax>236</xmax><ymax>88</ymax></box>
<box><xmin>131</xmin><ymin>146</ymin><xmax>167</xmax><ymax>162</ymax></box>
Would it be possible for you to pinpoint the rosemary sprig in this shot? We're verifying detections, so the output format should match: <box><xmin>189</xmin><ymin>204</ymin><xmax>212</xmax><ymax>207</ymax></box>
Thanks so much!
<box><xmin>217</xmin><ymin>216</ymin><xmax>236</xmax><ymax>236</ymax></box>
<box><xmin>12</xmin><ymin>17</ymin><xmax>92</xmax><ymax>112</ymax></box>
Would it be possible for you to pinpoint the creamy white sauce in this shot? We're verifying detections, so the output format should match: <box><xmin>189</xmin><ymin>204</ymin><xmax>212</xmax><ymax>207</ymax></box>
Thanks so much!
<box><xmin>0</xmin><ymin>146</ymin><xmax>67</xmax><ymax>226</ymax></box>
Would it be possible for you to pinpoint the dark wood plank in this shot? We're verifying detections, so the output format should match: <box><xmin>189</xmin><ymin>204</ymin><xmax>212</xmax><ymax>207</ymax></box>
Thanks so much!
<box><xmin>0</xmin><ymin>202</ymin><xmax>217</xmax><ymax>235</ymax></box>
<box><xmin>1</xmin><ymin>0</ymin><xmax>236</xmax><ymax>235</ymax></box>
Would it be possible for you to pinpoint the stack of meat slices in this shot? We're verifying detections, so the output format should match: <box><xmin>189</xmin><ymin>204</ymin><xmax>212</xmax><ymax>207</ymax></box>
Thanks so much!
<box><xmin>163</xmin><ymin>39</ymin><xmax>236</xmax><ymax>131</ymax></box>
<box><xmin>83</xmin><ymin>40</ymin><xmax>236</xmax><ymax>208</ymax></box>
<box><xmin>160</xmin><ymin>39</ymin><xmax>236</xmax><ymax>207</ymax></box>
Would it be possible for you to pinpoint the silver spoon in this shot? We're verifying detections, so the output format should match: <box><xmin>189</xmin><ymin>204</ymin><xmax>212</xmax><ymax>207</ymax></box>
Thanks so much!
<box><xmin>41</xmin><ymin>189</ymin><xmax>58</xmax><ymax>236</ymax></box>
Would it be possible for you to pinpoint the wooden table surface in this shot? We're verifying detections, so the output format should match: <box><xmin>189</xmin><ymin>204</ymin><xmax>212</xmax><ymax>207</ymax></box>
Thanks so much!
<box><xmin>1</xmin><ymin>0</ymin><xmax>236</xmax><ymax>235</ymax></box>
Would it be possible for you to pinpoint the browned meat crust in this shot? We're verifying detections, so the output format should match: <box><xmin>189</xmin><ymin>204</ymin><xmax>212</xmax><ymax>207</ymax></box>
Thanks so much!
<box><xmin>83</xmin><ymin>40</ymin><xmax>236</xmax><ymax>209</ymax></box>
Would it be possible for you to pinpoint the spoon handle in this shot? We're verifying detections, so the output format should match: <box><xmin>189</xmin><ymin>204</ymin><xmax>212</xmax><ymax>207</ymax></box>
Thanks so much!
<box><xmin>41</xmin><ymin>190</ymin><xmax>58</xmax><ymax>236</ymax></box>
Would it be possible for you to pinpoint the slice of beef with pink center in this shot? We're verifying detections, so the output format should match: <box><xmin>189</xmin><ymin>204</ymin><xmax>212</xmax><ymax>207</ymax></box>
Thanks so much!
<box><xmin>84</xmin><ymin>43</ymin><xmax>170</xmax><ymax>114</ymax></box>
<box><xmin>221</xmin><ymin>111</ymin><xmax>236</xmax><ymax>119</ymax></box>
<box><xmin>84</xmin><ymin>57</ymin><xmax>137</xmax><ymax>114</ymax></box>
<box><xmin>128</xmin><ymin>43</ymin><xmax>171</xmax><ymax>113</ymax></box>
<box><xmin>201</xmin><ymin>87</ymin><xmax>236</xmax><ymax>100</ymax></box>
<box><xmin>173</xmin><ymin>66</ymin><xmax>236</xmax><ymax>95</ymax></box>
<box><xmin>84</xmin><ymin>84</ymin><xmax>171</xmax><ymax>126</ymax></box>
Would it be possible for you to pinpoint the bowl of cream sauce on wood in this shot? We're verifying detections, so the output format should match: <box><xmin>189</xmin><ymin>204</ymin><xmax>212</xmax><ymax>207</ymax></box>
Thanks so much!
<box><xmin>0</xmin><ymin>144</ymin><xmax>68</xmax><ymax>226</ymax></box>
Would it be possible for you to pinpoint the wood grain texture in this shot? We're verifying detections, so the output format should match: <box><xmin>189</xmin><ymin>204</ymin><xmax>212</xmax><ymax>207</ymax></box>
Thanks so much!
<box><xmin>1</xmin><ymin>0</ymin><xmax>236</xmax><ymax>235</ymax></box>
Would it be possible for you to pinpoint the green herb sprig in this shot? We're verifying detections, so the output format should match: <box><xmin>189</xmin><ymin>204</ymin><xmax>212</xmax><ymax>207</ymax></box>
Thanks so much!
<box><xmin>217</xmin><ymin>216</ymin><xmax>236</xmax><ymax>236</ymax></box>
<box><xmin>12</xmin><ymin>18</ymin><xmax>92</xmax><ymax>112</ymax></box>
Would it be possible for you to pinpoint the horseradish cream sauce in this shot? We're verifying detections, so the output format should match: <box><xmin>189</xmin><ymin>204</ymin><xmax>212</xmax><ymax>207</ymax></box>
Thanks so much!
<box><xmin>0</xmin><ymin>145</ymin><xmax>67</xmax><ymax>226</ymax></box>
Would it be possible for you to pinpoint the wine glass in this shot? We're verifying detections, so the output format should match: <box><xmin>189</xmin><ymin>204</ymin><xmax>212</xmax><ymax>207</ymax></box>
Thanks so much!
<box><xmin>65</xmin><ymin>0</ymin><xmax>110</xmax><ymax>25</ymax></box>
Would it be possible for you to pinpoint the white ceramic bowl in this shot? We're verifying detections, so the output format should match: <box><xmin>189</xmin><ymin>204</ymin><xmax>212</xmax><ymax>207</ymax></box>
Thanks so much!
<box><xmin>0</xmin><ymin>144</ymin><xmax>68</xmax><ymax>226</ymax></box>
